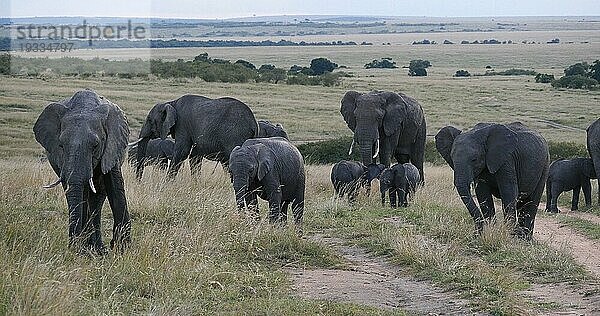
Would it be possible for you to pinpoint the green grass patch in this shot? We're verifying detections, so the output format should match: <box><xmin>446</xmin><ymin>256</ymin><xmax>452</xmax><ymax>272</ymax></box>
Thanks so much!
<box><xmin>557</xmin><ymin>216</ymin><xmax>600</xmax><ymax>240</ymax></box>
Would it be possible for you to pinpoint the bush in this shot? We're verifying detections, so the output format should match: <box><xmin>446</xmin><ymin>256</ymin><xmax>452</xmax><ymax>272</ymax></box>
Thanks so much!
<box><xmin>0</xmin><ymin>53</ymin><xmax>10</xmax><ymax>75</ymax></box>
<box><xmin>454</xmin><ymin>70</ymin><xmax>471</xmax><ymax>77</ymax></box>
<box><xmin>364</xmin><ymin>58</ymin><xmax>397</xmax><ymax>69</ymax></box>
<box><xmin>288</xmin><ymin>65</ymin><xmax>314</xmax><ymax>75</ymax></box>
<box><xmin>408</xmin><ymin>59</ymin><xmax>431</xmax><ymax>76</ymax></box>
<box><xmin>286</xmin><ymin>72</ymin><xmax>343</xmax><ymax>87</ymax></box>
<box><xmin>547</xmin><ymin>141</ymin><xmax>589</xmax><ymax>160</ymax></box>
<box><xmin>551</xmin><ymin>75</ymin><xmax>598</xmax><ymax>89</ymax></box>
<box><xmin>564</xmin><ymin>62</ymin><xmax>589</xmax><ymax>77</ymax></box>
<box><xmin>256</xmin><ymin>68</ymin><xmax>286</xmax><ymax>84</ymax></box>
<box><xmin>235</xmin><ymin>59</ymin><xmax>256</xmax><ymax>70</ymax></box>
<box><xmin>588</xmin><ymin>60</ymin><xmax>600</xmax><ymax>81</ymax></box>
<box><xmin>535</xmin><ymin>73</ymin><xmax>555</xmax><ymax>83</ymax></box>
<box><xmin>309</xmin><ymin>58</ymin><xmax>338</xmax><ymax>75</ymax></box>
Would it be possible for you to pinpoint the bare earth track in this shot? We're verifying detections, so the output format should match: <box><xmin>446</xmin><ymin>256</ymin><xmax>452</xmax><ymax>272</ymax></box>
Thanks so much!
<box><xmin>288</xmin><ymin>233</ymin><xmax>478</xmax><ymax>315</ymax></box>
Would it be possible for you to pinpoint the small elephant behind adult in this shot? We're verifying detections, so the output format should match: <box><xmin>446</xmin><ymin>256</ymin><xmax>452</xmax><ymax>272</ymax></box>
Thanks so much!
<box><xmin>546</xmin><ymin>158</ymin><xmax>597</xmax><ymax>213</ymax></box>
<box><xmin>379</xmin><ymin>163</ymin><xmax>420</xmax><ymax>207</ymax></box>
<box><xmin>229</xmin><ymin>137</ymin><xmax>305</xmax><ymax>228</ymax></box>
<box><xmin>258</xmin><ymin>120</ymin><xmax>289</xmax><ymax>140</ymax></box>
<box><xmin>330</xmin><ymin>160</ymin><xmax>385</xmax><ymax>205</ymax></box>
<box><xmin>128</xmin><ymin>138</ymin><xmax>175</xmax><ymax>171</ymax></box>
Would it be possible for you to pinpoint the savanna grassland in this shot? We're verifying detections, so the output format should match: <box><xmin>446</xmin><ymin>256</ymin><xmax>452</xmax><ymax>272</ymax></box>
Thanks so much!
<box><xmin>1</xmin><ymin>23</ymin><xmax>600</xmax><ymax>315</ymax></box>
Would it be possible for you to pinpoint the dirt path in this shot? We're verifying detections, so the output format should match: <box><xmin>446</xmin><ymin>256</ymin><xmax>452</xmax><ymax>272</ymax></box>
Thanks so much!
<box><xmin>521</xmin><ymin>282</ymin><xmax>600</xmax><ymax>316</ymax></box>
<box><xmin>288</xmin><ymin>233</ymin><xmax>478</xmax><ymax>314</ymax></box>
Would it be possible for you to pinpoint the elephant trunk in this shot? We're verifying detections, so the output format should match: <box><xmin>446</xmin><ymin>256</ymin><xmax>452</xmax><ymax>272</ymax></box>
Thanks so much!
<box><xmin>454</xmin><ymin>169</ymin><xmax>484</xmax><ymax>234</ymax></box>
<box><xmin>62</xmin><ymin>147</ymin><xmax>93</xmax><ymax>247</ymax></box>
<box><xmin>356</xmin><ymin>127</ymin><xmax>379</xmax><ymax>166</ymax></box>
<box><xmin>232</xmin><ymin>176</ymin><xmax>249</xmax><ymax>209</ymax></box>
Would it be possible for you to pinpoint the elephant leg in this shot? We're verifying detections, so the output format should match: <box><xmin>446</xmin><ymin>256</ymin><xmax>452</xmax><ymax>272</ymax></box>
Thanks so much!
<box><xmin>280</xmin><ymin>201</ymin><xmax>290</xmax><ymax>225</ymax></box>
<box><xmin>103</xmin><ymin>168</ymin><xmax>131</xmax><ymax>252</ymax></box>
<box><xmin>267</xmin><ymin>190</ymin><xmax>283</xmax><ymax>225</ymax></box>
<box><xmin>398</xmin><ymin>189</ymin><xmax>407</xmax><ymax>207</ymax></box>
<box><xmin>545</xmin><ymin>180</ymin><xmax>553</xmax><ymax>212</ymax></box>
<box><xmin>516</xmin><ymin>199</ymin><xmax>537</xmax><ymax>241</ymax></box>
<box><xmin>549</xmin><ymin>184</ymin><xmax>561</xmax><ymax>213</ymax></box>
<box><xmin>167</xmin><ymin>139</ymin><xmax>192</xmax><ymax>179</ymax></box>
<box><xmin>475</xmin><ymin>182</ymin><xmax>496</xmax><ymax>223</ymax></box>
<box><xmin>292</xmin><ymin>198</ymin><xmax>304</xmax><ymax>229</ymax></box>
<box><xmin>582</xmin><ymin>180</ymin><xmax>592</xmax><ymax>207</ymax></box>
<box><xmin>496</xmin><ymin>173</ymin><xmax>519</xmax><ymax>229</ymax></box>
<box><xmin>389</xmin><ymin>189</ymin><xmax>397</xmax><ymax>208</ymax></box>
<box><xmin>571</xmin><ymin>185</ymin><xmax>581</xmax><ymax>211</ymax></box>
<box><xmin>380</xmin><ymin>190</ymin><xmax>386</xmax><ymax>206</ymax></box>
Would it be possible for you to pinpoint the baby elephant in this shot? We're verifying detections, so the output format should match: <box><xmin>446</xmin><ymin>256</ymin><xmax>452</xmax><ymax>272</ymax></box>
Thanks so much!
<box><xmin>546</xmin><ymin>157</ymin><xmax>597</xmax><ymax>213</ymax></box>
<box><xmin>229</xmin><ymin>137</ymin><xmax>305</xmax><ymax>227</ymax></box>
<box><xmin>331</xmin><ymin>160</ymin><xmax>385</xmax><ymax>205</ymax></box>
<box><xmin>380</xmin><ymin>163</ymin><xmax>420</xmax><ymax>207</ymax></box>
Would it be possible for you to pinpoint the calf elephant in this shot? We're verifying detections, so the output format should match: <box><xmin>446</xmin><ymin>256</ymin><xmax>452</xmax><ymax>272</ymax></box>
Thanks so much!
<box><xmin>128</xmin><ymin>138</ymin><xmax>175</xmax><ymax>171</ymax></box>
<box><xmin>379</xmin><ymin>163</ymin><xmax>420</xmax><ymax>208</ymax></box>
<box><xmin>229</xmin><ymin>137</ymin><xmax>305</xmax><ymax>228</ymax></box>
<box><xmin>33</xmin><ymin>89</ymin><xmax>131</xmax><ymax>254</ymax></box>
<box><xmin>435</xmin><ymin>122</ymin><xmax>549</xmax><ymax>239</ymax></box>
<box><xmin>258</xmin><ymin>120</ymin><xmax>289</xmax><ymax>140</ymax></box>
<box><xmin>330</xmin><ymin>160</ymin><xmax>384</xmax><ymax>205</ymax></box>
<box><xmin>587</xmin><ymin>119</ymin><xmax>600</xmax><ymax>204</ymax></box>
<box><xmin>131</xmin><ymin>95</ymin><xmax>258</xmax><ymax>179</ymax></box>
<box><xmin>341</xmin><ymin>90</ymin><xmax>426</xmax><ymax>183</ymax></box>
<box><xmin>546</xmin><ymin>158</ymin><xmax>597</xmax><ymax>213</ymax></box>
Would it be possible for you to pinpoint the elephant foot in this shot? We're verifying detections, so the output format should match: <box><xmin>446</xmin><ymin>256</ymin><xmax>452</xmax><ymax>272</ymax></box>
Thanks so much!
<box><xmin>545</xmin><ymin>207</ymin><xmax>560</xmax><ymax>214</ymax></box>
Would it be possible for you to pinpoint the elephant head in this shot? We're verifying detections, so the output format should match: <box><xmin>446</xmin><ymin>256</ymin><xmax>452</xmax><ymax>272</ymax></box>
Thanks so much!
<box><xmin>131</xmin><ymin>102</ymin><xmax>177</xmax><ymax>178</ymax></box>
<box><xmin>229</xmin><ymin>144</ymin><xmax>273</xmax><ymax>209</ymax></box>
<box><xmin>363</xmin><ymin>163</ymin><xmax>386</xmax><ymax>185</ymax></box>
<box><xmin>435</xmin><ymin>126</ymin><xmax>462</xmax><ymax>169</ymax></box>
<box><xmin>449</xmin><ymin>124</ymin><xmax>517</xmax><ymax>219</ymax></box>
<box><xmin>33</xmin><ymin>90</ymin><xmax>129</xmax><ymax>240</ymax></box>
<box><xmin>258</xmin><ymin>120</ymin><xmax>289</xmax><ymax>140</ymax></box>
<box><xmin>341</xmin><ymin>91</ymin><xmax>421</xmax><ymax>165</ymax></box>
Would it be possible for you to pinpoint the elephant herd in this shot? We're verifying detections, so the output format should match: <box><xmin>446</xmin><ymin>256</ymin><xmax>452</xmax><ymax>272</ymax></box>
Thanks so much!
<box><xmin>33</xmin><ymin>89</ymin><xmax>600</xmax><ymax>253</ymax></box>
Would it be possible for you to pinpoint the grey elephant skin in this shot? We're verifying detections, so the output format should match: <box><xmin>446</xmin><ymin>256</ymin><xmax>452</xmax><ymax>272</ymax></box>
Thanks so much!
<box><xmin>133</xmin><ymin>95</ymin><xmax>258</xmax><ymax>179</ymax></box>
<box><xmin>229</xmin><ymin>137</ymin><xmax>305</xmax><ymax>227</ymax></box>
<box><xmin>379</xmin><ymin>163</ymin><xmax>420</xmax><ymax>208</ymax></box>
<box><xmin>340</xmin><ymin>90</ymin><xmax>426</xmax><ymax>183</ymax></box>
<box><xmin>33</xmin><ymin>90</ymin><xmax>131</xmax><ymax>253</ymax></box>
<box><xmin>258</xmin><ymin>120</ymin><xmax>289</xmax><ymax>140</ymax></box>
<box><xmin>128</xmin><ymin>138</ymin><xmax>175</xmax><ymax>171</ymax></box>
<box><xmin>587</xmin><ymin>118</ymin><xmax>600</xmax><ymax>204</ymax></box>
<box><xmin>330</xmin><ymin>160</ymin><xmax>384</xmax><ymax>205</ymax></box>
<box><xmin>545</xmin><ymin>158</ymin><xmax>597</xmax><ymax>213</ymax></box>
<box><xmin>435</xmin><ymin>122</ymin><xmax>549</xmax><ymax>239</ymax></box>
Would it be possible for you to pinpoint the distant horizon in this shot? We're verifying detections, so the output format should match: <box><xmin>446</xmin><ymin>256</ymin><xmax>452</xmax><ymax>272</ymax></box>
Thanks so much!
<box><xmin>3</xmin><ymin>14</ymin><xmax>600</xmax><ymax>19</ymax></box>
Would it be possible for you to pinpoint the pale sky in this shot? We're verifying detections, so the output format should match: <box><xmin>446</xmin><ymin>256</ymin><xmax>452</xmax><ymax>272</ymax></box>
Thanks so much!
<box><xmin>3</xmin><ymin>0</ymin><xmax>600</xmax><ymax>18</ymax></box>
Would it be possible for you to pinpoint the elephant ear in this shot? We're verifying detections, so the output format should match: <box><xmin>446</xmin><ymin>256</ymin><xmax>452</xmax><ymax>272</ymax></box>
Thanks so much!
<box><xmin>257</xmin><ymin>146</ymin><xmax>274</xmax><ymax>181</ymax></box>
<box><xmin>161</xmin><ymin>103</ymin><xmax>177</xmax><ymax>139</ymax></box>
<box><xmin>382</xmin><ymin>92</ymin><xmax>424</xmax><ymax>138</ymax></box>
<box><xmin>435</xmin><ymin>126</ymin><xmax>462</xmax><ymax>169</ymax></box>
<box><xmin>341</xmin><ymin>91</ymin><xmax>360</xmax><ymax>131</ymax></box>
<box><xmin>101</xmin><ymin>102</ymin><xmax>130</xmax><ymax>174</ymax></box>
<box><xmin>485</xmin><ymin>124</ymin><xmax>517</xmax><ymax>174</ymax></box>
<box><xmin>33</xmin><ymin>102</ymin><xmax>67</xmax><ymax>176</ymax></box>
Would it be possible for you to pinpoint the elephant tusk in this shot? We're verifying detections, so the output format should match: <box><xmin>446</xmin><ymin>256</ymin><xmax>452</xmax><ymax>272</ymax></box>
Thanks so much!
<box><xmin>127</xmin><ymin>138</ymin><xmax>143</xmax><ymax>147</ymax></box>
<box><xmin>43</xmin><ymin>178</ymin><xmax>62</xmax><ymax>189</ymax></box>
<box><xmin>89</xmin><ymin>178</ymin><xmax>97</xmax><ymax>194</ymax></box>
<box><xmin>373</xmin><ymin>139</ymin><xmax>380</xmax><ymax>159</ymax></box>
<box><xmin>348</xmin><ymin>139</ymin><xmax>355</xmax><ymax>155</ymax></box>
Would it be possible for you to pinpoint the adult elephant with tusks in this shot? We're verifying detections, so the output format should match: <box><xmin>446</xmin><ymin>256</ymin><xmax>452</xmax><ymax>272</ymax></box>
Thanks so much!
<box><xmin>435</xmin><ymin>122</ymin><xmax>549</xmax><ymax>240</ymax></box>
<box><xmin>130</xmin><ymin>95</ymin><xmax>258</xmax><ymax>180</ymax></box>
<box><xmin>33</xmin><ymin>89</ymin><xmax>131</xmax><ymax>254</ymax></box>
<box><xmin>587</xmin><ymin>118</ymin><xmax>600</xmax><ymax>205</ymax></box>
<box><xmin>341</xmin><ymin>90</ymin><xmax>426</xmax><ymax>183</ymax></box>
<box><xmin>229</xmin><ymin>137</ymin><xmax>305</xmax><ymax>230</ymax></box>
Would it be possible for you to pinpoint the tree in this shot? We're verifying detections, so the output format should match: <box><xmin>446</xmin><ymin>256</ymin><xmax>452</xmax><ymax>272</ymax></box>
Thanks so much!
<box><xmin>408</xmin><ymin>59</ymin><xmax>431</xmax><ymax>76</ymax></box>
<box><xmin>364</xmin><ymin>58</ymin><xmax>397</xmax><ymax>69</ymax></box>
<box><xmin>257</xmin><ymin>68</ymin><xmax>287</xmax><ymax>84</ymax></box>
<box><xmin>193</xmin><ymin>53</ymin><xmax>210</xmax><ymax>63</ymax></box>
<box><xmin>258</xmin><ymin>64</ymin><xmax>276</xmax><ymax>72</ymax></box>
<box><xmin>551</xmin><ymin>75</ymin><xmax>598</xmax><ymax>89</ymax></box>
<box><xmin>564</xmin><ymin>62</ymin><xmax>589</xmax><ymax>76</ymax></box>
<box><xmin>0</xmin><ymin>53</ymin><xmax>10</xmax><ymax>75</ymax></box>
<box><xmin>309</xmin><ymin>58</ymin><xmax>337</xmax><ymax>75</ymax></box>
<box><xmin>535</xmin><ymin>73</ymin><xmax>555</xmax><ymax>83</ymax></box>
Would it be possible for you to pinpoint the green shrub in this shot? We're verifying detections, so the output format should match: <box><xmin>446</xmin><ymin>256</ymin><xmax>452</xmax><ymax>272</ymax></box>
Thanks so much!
<box><xmin>364</xmin><ymin>58</ymin><xmax>397</xmax><ymax>69</ymax></box>
<box><xmin>454</xmin><ymin>70</ymin><xmax>471</xmax><ymax>77</ymax></box>
<box><xmin>309</xmin><ymin>58</ymin><xmax>338</xmax><ymax>75</ymax></box>
<box><xmin>288</xmin><ymin>65</ymin><xmax>314</xmax><ymax>75</ymax></box>
<box><xmin>589</xmin><ymin>60</ymin><xmax>600</xmax><ymax>81</ymax></box>
<box><xmin>286</xmin><ymin>72</ymin><xmax>344</xmax><ymax>87</ymax></box>
<box><xmin>551</xmin><ymin>75</ymin><xmax>598</xmax><ymax>89</ymax></box>
<box><xmin>235</xmin><ymin>59</ymin><xmax>256</xmax><ymax>70</ymax></box>
<box><xmin>256</xmin><ymin>68</ymin><xmax>286</xmax><ymax>84</ymax></box>
<box><xmin>535</xmin><ymin>73</ymin><xmax>555</xmax><ymax>83</ymax></box>
<box><xmin>408</xmin><ymin>59</ymin><xmax>431</xmax><ymax>76</ymax></box>
<box><xmin>547</xmin><ymin>141</ymin><xmax>589</xmax><ymax>160</ymax></box>
<box><xmin>564</xmin><ymin>62</ymin><xmax>589</xmax><ymax>77</ymax></box>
